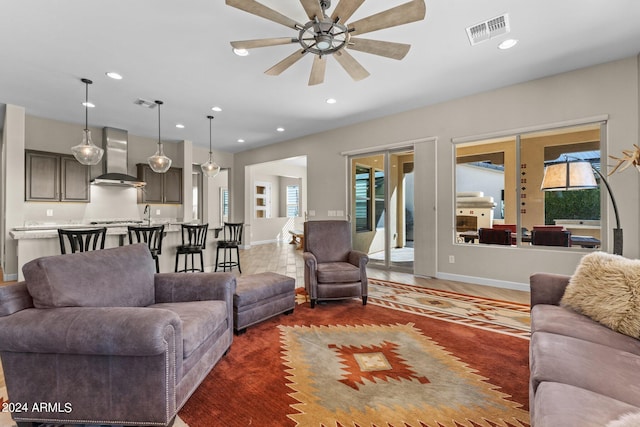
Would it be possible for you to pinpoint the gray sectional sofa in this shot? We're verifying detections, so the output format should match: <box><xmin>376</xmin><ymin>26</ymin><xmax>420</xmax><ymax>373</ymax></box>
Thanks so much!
<box><xmin>530</xmin><ymin>272</ymin><xmax>640</xmax><ymax>427</ymax></box>
<box><xmin>0</xmin><ymin>244</ymin><xmax>235</xmax><ymax>426</ymax></box>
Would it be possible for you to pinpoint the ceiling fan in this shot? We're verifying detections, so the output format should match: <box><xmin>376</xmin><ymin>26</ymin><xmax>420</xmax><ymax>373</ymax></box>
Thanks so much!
<box><xmin>226</xmin><ymin>0</ymin><xmax>427</xmax><ymax>85</ymax></box>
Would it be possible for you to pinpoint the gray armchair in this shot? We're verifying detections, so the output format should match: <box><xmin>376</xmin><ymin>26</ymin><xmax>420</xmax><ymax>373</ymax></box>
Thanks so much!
<box><xmin>0</xmin><ymin>244</ymin><xmax>235</xmax><ymax>427</ymax></box>
<box><xmin>303</xmin><ymin>220</ymin><xmax>369</xmax><ymax>308</ymax></box>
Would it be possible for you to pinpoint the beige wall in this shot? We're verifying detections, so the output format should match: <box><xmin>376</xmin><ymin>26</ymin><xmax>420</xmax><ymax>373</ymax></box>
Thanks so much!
<box><xmin>234</xmin><ymin>56</ymin><xmax>640</xmax><ymax>289</ymax></box>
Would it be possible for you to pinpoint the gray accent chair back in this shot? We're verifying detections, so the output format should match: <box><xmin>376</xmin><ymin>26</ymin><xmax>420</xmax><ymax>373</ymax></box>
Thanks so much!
<box><xmin>303</xmin><ymin>220</ymin><xmax>369</xmax><ymax>308</ymax></box>
<box><xmin>0</xmin><ymin>244</ymin><xmax>235</xmax><ymax>427</ymax></box>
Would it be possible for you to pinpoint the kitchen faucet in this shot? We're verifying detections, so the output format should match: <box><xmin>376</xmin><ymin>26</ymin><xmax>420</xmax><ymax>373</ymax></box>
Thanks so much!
<box><xmin>144</xmin><ymin>204</ymin><xmax>151</xmax><ymax>226</ymax></box>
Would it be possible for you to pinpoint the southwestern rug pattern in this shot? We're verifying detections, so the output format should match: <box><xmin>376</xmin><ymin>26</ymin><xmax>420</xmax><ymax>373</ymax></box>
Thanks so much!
<box><xmin>180</xmin><ymin>279</ymin><xmax>531</xmax><ymax>427</ymax></box>
<box><xmin>282</xmin><ymin>322</ymin><xmax>529</xmax><ymax>426</ymax></box>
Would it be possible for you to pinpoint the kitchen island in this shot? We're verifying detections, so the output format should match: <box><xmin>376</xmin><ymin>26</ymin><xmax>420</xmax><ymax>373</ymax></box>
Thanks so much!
<box><xmin>10</xmin><ymin>222</ymin><xmax>223</xmax><ymax>281</ymax></box>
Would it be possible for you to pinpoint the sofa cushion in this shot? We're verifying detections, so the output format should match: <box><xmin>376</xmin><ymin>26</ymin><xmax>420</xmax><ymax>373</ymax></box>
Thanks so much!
<box><xmin>530</xmin><ymin>332</ymin><xmax>640</xmax><ymax>407</ymax></box>
<box><xmin>534</xmin><ymin>382</ymin><xmax>639</xmax><ymax>427</ymax></box>
<box><xmin>531</xmin><ymin>305</ymin><xmax>640</xmax><ymax>356</ymax></box>
<box><xmin>317</xmin><ymin>262</ymin><xmax>360</xmax><ymax>283</ymax></box>
<box><xmin>23</xmin><ymin>244</ymin><xmax>156</xmax><ymax>309</ymax></box>
<box><xmin>608</xmin><ymin>412</ymin><xmax>640</xmax><ymax>427</ymax></box>
<box><xmin>149</xmin><ymin>300</ymin><xmax>228</xmax><ymax>359</ymax></box>
<box><xmin>561</xmin><ymin>251</ymin><xmax>640</xmax><ymax>338</ymax></box>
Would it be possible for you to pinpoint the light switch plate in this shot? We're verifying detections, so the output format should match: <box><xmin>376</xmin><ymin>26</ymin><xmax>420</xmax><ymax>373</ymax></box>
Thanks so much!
<box><xmin>46</xmin><ymin>209</ymin><xmax>53</xmax><ymax>217</ymax></box>
<box><xmin>156</xmin><ymin>209</ymin><xmax>161</xmax><ymax>215</ymax></box>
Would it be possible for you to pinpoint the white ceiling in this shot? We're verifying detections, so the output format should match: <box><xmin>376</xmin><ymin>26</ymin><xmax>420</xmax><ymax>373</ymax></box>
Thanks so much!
<box><xmin>1</xmin><ymin>0</ymin><xmax>640</xmax><ymax>154</ymax></box>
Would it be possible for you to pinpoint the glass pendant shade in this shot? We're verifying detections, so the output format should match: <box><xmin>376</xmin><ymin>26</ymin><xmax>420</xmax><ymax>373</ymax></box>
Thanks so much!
<box><xmin>148</xmin><ymin>100</ymin><xmax>172</xmax><ymax>173</ymax></box>
<box><xmin>201</xmin><ymin>154</ymin><xmax>220</xmax><ymax>177</ymax></box>
<box><xmin>72</xmin><ymin>129</ymin><xmax>103</xmax><ymax>165</ymax></box>
<box><xmin>148</xmin><ymin>142</ymin><xmax>172</xmax><ymax>173</ymax></box>
<box><xmin>72</xmin><ymin>78</ymin><xmax>104</xmax><ymax>165</ymax></box>
<box><xmin>201</xmin><ymin>115</ymin><xmax>220</xmax><ymax>178</ymax></box>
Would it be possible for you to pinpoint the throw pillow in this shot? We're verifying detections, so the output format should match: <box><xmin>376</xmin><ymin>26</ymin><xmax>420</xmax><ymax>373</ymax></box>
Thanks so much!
<box><xmin>607</xmin><ymin>412</ymin><xmax>640</xmax><ymax>427</ymax></box>
<box><xmin>561</xmin><ymin>251</ymin><xmax>640</xmax><ymax>338</ymax></box>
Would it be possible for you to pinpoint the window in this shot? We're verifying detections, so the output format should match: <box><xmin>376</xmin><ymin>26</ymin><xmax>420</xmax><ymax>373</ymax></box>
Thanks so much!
<box><xmin>286</xmin><ymin>185</ymin><xmax>300</xmax><ymax>217</ymax></box>
<box><xmin>355</xmin><ymin>165</ymin><xmax>372</xmax><ymax>232</ymax></box>
<box><xmin>220</xmin><ymin>187</ymin><xmax>229</xmax><ymax>222</ymax></box>
<box><xmin>454</xmin><ymin>122</ymin><xmax>603</xmax><ymax>249</ymax></box>
<box><xmin>374</xmin><ymin>169</ymin><xmax>385</xmax><ymax>229</ymax></box>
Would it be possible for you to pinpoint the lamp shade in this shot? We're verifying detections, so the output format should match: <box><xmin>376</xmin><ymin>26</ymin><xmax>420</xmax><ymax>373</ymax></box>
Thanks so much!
<box><xmin>148</xmin><ymin>100</ymin><xmax>172</xmax><ymax>173</ymax></box>
<box><xmin>72</xmin><ymin>78</ymin><xmax>104</xmax><ymax>166</ymax></box>
<box><xmin>540</xmin><ymin>161</ymin><xmax>598</xmax><ymax>191</ymax></box>
<box><xmin>201</xmin><ymin>115</ymin><xmax>220</xmax><ymax>178</ymax></box>
<box><xmin>72</xmin><ymin>129</ymin><xmax>104</xmax><ymax>166</ymax></box>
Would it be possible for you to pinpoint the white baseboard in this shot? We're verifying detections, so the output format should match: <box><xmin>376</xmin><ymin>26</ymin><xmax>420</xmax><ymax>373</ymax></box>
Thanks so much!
<box><xmin>248</xmin><ymin>238</ymin><xmax>288</xmax><ymax>246</ymax></box>
<box><xmin>435</xmin><ymin>272</ymin><xmax>530</xmax><ymax>293</ymax></box>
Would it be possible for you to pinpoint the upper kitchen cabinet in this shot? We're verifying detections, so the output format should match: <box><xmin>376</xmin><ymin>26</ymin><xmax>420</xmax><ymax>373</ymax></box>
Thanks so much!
<box><xmin>25</xmin><ymin>150</ymin><xmax>90</xmax><ymax>202</ymax></box>
<box><xmin>137</xmin><ymin>164</ymin><xmax>182</xmax><ymax>204</ymax></box>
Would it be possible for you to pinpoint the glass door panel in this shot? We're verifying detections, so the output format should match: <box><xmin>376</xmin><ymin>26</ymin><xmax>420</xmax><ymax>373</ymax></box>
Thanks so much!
<box><xmin>350</xmin><ymin>149</ymin><xmax>414</xmax><ymax>271</ymax></box>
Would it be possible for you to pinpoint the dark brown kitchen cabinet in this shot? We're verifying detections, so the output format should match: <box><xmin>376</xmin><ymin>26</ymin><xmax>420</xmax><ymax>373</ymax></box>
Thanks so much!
<box><xmin>25</xmin><ymin>150</ymin><xmax>90</xmax><ymax>202</ymax></box>
<box><xmin>137</xmin><ymin>164</ymin><xmax>182</xmax><ymax>204</ymax></box>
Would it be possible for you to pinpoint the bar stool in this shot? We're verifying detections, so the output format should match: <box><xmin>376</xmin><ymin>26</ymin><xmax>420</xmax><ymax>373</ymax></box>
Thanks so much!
<box><xmin>128</xmin><ymin>225</ymin><xmax>165</xmax><ymax>273</ymax></box>
<box><xmin>175</xmin><ymin>224</ymin><xmax>208</xmax><ymax>272</ymax></box>
<box><xmin>215</xmin><ymin>222</ymin><xmax>244</xmax><ymax>273</ymax></box>
<box><xmin>58</xmin><ymin>228</ymin><xmax>107</xmax><ymax>254</ymax></box>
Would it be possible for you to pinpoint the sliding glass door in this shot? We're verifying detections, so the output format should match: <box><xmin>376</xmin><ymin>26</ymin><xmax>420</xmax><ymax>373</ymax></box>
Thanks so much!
<box><xmin>350</xmin><ymin>148</ymin><xmax>414</xmax><ymax>271</ymax></box>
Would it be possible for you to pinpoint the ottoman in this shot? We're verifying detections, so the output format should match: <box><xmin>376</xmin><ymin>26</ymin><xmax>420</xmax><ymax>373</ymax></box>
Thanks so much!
<box><xmin>234</xmin><ymin>272</ymin><xmax>296</xmax><ymax>334</ymax></box>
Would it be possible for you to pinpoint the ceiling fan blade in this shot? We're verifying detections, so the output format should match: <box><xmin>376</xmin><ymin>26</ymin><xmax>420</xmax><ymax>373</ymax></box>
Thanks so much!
<box><xmin>334</xmin><ymin>50</ymin><xmax>370</xmax><ymax>81</ymax></box>
<box><xmin>226</xmin><ymin>0</ymin><xmax>303</xmax><ymax>30</ymax></box>
<box><xmin>348</xmin><ymin>38</ymin><xmax>411</xmax><ymax>60</ymax></box>
<box><xmin>330</xmin><ymin>0</ymin><xmax>365</xmax><ymax>23</ymax></box>
<box><xmin>265</xmin><ymin>49</ymin><xmax>308</xmax><ymax>76</ymax></box>
<box><xmin>299</xmin><ymin>0</ymin><xmax>324</xmax><ymax>20</ymax></box>
<box><xmin>231</xmin><ymin>38</ymin><xmax>297</xmax><ymax>50</ymax></box>
<box><xmin>308</xmin><ymin>55</ymin><xmax>327</xmax><ymax>85</ymax></box>
<box><xmin>348</xmin><ymin>0</ymin><xmax>426</xmax><ymax>36</ymax></box>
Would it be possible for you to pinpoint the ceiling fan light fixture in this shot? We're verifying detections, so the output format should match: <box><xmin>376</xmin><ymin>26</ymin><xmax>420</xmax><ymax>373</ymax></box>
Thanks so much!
<box><xmin>148</xmin><ymin>100</ymin><xmax>172</xmax><ymax>173</ymax></box>
<box><xmin>233</xmin><ymin>48</ymin><xmax>249</xmax><ymax>56</ymax></box>
<box><xmin>71</xmin><ymin>78</ymin><xmax>104</xmax><ymax>166</ymax></box>
<box><xmin>316</xmin><ymin>34</ymin><xmax>332</xmax><ymax>50</ymax></box>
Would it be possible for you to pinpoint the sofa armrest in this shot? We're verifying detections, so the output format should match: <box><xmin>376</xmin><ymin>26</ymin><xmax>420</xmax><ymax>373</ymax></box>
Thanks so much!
<box><xmin>0</xmin><ymin>281</ymin><xmax>33</xmax><ymax>317</ymax></box>
<box><xmin>530</xmin><ymin>273</ymin><xmax>571</xmax><ymax>308</ymax></box>
<box><xmin>154</xmin><ymin>272</ymin><xmax>236</xmax><ymax>303</ymax></box>
<box><xmin>349</xmin><ymin>250</ymin><xmax>369</xmax><ymax>295</ymax></box>
<box><xmin>303</xmin><ymin>252</ymin><xmax>318</xmax><ymax>297</ymax></box>
<box><xmin>0</xmin><ymin>306</ymin><xmax>181</xmax><ymax>356</ymax></box>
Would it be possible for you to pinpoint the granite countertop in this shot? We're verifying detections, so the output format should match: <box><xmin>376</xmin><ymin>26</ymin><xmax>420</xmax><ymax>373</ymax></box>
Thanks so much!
<box><xmin>10</xmin><ymin>222</ymin><xmax>222</xmax><ymax>240</ymax></box>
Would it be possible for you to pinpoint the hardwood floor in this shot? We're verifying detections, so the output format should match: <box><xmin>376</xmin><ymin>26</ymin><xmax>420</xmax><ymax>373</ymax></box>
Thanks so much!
<box><xmin>0</xmin><ymin>243</ymin><xmax>531</xmax><ymax>305</ymax></box>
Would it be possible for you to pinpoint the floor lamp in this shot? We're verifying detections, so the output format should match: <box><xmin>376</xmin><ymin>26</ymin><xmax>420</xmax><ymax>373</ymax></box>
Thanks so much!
<box><xmin>540</xmin><ymin>159</ymin><xmax>622</xmax><ymax>255</ymax></box>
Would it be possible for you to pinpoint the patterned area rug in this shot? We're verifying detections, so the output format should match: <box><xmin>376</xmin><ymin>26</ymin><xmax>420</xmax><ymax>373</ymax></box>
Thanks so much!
<box><xmin>367</xmin><ymin>278</ymin><xmax>531</xmax><ymax>338</ymax></box>
<box><xmin>180</xmin><ymin>279</ymin><xmax>531</xmax><ymax>426</ymax></box>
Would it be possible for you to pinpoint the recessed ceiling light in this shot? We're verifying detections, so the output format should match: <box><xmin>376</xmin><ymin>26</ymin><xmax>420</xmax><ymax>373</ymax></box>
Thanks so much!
<box><xmin>211</xmin><ymin>106</ymin><xmax>222</xmax><ymax>112</ymax></box>
<box><xmin>106</xmin><ymin>72</ymin><xmax>123</xmax><ymax>80</ymax></box>
<box><xmin>326</xmin><ymin>98</ymin><xmax>337</xmax><ymax>104</ymax></box>
<box><xmin>237</xmin><ymin>139</ymin><xmax>245</xmax><ymax>143</ymax></box>
<box><xmin>276</xmin><ymin>127</ymin><xmax>285</xmax><ymax>132</ymax></box>
<box><xmin>498</xmin><ymin>39</ymin><xmax>518</xmax><ymax>50</ymax></box>
<box><xmin>82</xmin><ymin>102</ymin><xmax>95</xmax><ymax>108</ymax></box>
<box><xmin>175</xmin><ymin>124</ymin><xmax>185</xmax><ymax>129</ymax></box>
<box><xmin>233</xmin><ymin>48</ymin><xmax>249</xmax><ymax>57</ymax></box>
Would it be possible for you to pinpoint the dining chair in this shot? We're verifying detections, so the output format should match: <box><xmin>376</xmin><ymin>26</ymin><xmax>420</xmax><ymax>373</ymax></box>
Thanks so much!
<box><xmin>175</xmin><ymin>224</ymin><xmax>208</xmax><ymax>272</ymax></box>
<box><xmin>531</xmin><ymin>229</ymin><xmax>571</xmax><ymax>247</ymax></box>
<box><xmin>58</xmin><ymin>228</ymin><xmax>107</xmax><ymax>254</ymax></box>
<box><xmin>128</xmin><ymin>224</ymin><xmax>165</xmax><ymax>273</ymax></box>
<box><xmin>478</xmin><ymin>228</ymin><xmax>512</xmax><ymax>245</ymax></box>
<box><xmin>215</xmin><ymin>222</ymin><xmax>244</xmax><ymax>272</ymax></box>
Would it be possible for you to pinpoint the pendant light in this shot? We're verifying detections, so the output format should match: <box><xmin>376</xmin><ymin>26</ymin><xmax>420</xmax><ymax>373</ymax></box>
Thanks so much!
<box><xmin>71</xmin><ymin>78</ymin><xmax>104</xmax><ymax>165</ymax></box>
<box><xmin>201</xmin><ymin>115</ymin><xmax>221</xmax><ymax>178</ymax></box>
<box><xmin>147</xmin><ymin>100</ymin><xmax>172</xmax><ymax>173</ymax></box>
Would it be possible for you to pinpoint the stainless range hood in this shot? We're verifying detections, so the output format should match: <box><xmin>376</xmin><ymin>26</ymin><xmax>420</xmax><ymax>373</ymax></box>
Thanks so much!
<box><xmin>92</xmin><ymin>127</ymin><xmax>146</xmax><ymax>188</ymax></box>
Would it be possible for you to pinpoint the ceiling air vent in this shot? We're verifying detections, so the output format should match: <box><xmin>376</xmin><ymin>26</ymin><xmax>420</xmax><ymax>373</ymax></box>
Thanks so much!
<box><xmin>134</xmin><ymin>98</ymin><xmax>157</xmax><ymax>109</ymax></box>
<box><xmin>466</xmin><ymin>14</ymin><xmax>510</xmax><ymax>46</ymax></box>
